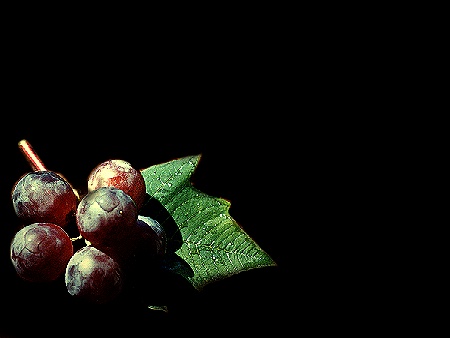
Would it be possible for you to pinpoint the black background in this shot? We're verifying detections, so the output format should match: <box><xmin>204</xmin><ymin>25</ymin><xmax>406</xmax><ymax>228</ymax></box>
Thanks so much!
<box><xmin>0</xmin><ymin>6</ymin><xmax>434</xmax><ymax>336</ymax></box>
<box><xmin>0</xmin><ymin>18</ymin><xmax>431</xmax><ymax>338</ymax></box>
<box><xmin>0</xmin><ymin>9</ymin><xmax>365</xmax><ymax>335</ymax></box>
<box><xmin>0</xmin><ymin>45</ymin><xmax>303</xmax><ymax>336</ymax></box>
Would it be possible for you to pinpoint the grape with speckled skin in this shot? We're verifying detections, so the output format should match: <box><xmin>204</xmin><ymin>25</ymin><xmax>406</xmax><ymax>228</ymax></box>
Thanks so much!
<box><xmin>65</xmin><ymin>245</ymin><xmax>123</xmax><ymax>304</ymax></box>
<box><xmin>11</xmin><ymin>171</ymin><xmax>78</xmax><ymax>228</ymax></box>
<box><xmin>87</xmin><ymin>159</ymin><xmax>146</xmax><ymax>210</ymax></box>
<box><xmin>10</xmin><ymin>222</ymin><xmax>74</xmax><ymax>282</ymax></box>
<box><xmin>76</xmin><ymin>186</ymin><xmax>138</xmax><ymax>257</ymax></box>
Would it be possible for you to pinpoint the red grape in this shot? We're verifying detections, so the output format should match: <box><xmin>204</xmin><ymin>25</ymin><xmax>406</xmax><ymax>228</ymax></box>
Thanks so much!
<box><xmin>76</xmin><ymin>186</ymin><xmax>138</xmax><ymax>255</ymax></box>
<box><xmin>11</xmin><ymin>171</ymin><xmax>78</xmax><ymax>228</ymax></box>
<box><xmin>65</xmin><ymin>245</ymin><xmax>123</xmax><ymax>304</ymax></box>
<box><xmin>10</xmin><ymin>222</ymin><xmax>74</xmax><ymax>282</ymax></box>
<box><xmin>87</xmin><ymin>159</ymin><xmax>146</xmax><ymax>210</ymax></box>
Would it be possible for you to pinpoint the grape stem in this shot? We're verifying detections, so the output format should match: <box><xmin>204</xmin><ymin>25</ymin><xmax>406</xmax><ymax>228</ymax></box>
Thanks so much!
<box><xmin>18</xmin><ymin>139</ymin><xmax>47</xmax><ymax>171</ymax></box>
<box><xmin>18</xmin><ymin>139</ymin><xmax>81</xmax><ymax>200</ymax></box>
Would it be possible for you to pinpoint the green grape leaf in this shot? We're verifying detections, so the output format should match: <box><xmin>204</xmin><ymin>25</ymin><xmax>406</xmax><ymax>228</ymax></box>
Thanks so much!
<box><xmin>141</xmin><ymin>154</ymin><xmax>276</xmax><ymax>291</ymax></box>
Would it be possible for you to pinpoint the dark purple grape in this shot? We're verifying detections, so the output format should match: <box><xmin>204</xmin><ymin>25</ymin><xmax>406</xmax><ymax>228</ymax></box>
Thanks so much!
<box><xmin>87</xmin><ymin>159</ymin><xmax>146</xmax><ymax>210</ymax></box>
<box><xmin>76</xmin><ymin>186</ymin><xmax>138</xmax><ymax>254</ymax></box>
<box><xmin>65</xmin><ymin>245</ymin><xmax>123</xmax><ymax>304</ymax></box>
<box><xmin>10</xmin><ymin>222</ymin><xmax>74</xmax><ymax>282</ymax></box>
<box><xmin>11</xmin><ymin>170</ymin><xmax>78</xmax><ymax>228</ymax></box>
<box><xmin>97</xmin><ymin>215</ymin><xmax>167</xmax><ymax>265</ymax></box>
<box><xmin>135</xmin><ymin>215</ymin><xmax>167</xmax><ymax>259</ymax></box>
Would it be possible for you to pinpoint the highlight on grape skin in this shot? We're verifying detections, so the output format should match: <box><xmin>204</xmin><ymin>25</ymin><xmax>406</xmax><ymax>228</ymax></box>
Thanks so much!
<box><xmin>87</xmin><ymin>159</ymin><xmax>146</xmax><ymax>210</ymax></box>
<box><xmin>11</xmin><ymin>171</ymin><xmax>78</xmax><ymax>228</ymax></box>
<box><xmin>65</xmin><ymin>246</ymin><xmax>123</xmax><ymax>304</ymax></box>
<box><xmin>10</xmin><ymin>222</ymin><xmax>74</xmax><ymax>282</ymax></box>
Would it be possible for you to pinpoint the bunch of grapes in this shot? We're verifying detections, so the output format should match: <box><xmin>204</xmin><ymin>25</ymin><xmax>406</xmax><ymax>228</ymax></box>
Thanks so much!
<box><xmin>9</xmin><ymin>140</ymin><xmax>167</xmax><ymax>304</ymax></box>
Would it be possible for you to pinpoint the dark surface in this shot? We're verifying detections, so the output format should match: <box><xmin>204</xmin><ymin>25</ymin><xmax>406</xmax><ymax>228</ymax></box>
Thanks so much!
<box><xmin>0</xmin><ymin>19</ymin><xmax>308</xmax><ymax>335</ymax></box>
<box><xmin>0</xmin><ymin>17</ymin><xmax>428</xmax><ymax>336</ymax></box>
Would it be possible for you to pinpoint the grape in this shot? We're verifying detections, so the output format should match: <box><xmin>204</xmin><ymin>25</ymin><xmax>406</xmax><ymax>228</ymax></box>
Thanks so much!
<box><xmin>10</xmin><ymin>222</ymin><xmax>74</xmax><ymax>282</ymax></box>
<box><xmin>135</xmin><ymin>215</ymin><xmax>167</xmax><ymax>259</ymax></box>
<box><xmin>76</xmin><ymin>186</ymin><xmax>138</xmax><ymax>256</ymax></box>
<box><xmin>11</xmin><ymin>170</ymin><xmax>78</xmax><ymax>228</ymax></box>
<box><xmin>114</xmin><ymin>215</ymin><xmax>168</xmax><ymax>267</ymax></box>
<box><xmin>65</xmin><ymin>245</ymin><xmax>123</xmax><ymax>304</ymax></box>
<box><xmin>87</xmin><ymin>159</ymin><xmax>146</xmax><ymax>210</ymax></box>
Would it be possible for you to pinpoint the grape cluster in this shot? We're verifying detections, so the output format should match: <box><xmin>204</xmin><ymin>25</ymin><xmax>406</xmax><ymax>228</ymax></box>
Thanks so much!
<box><xmin>10</xmin><ymin>149</ymin><xmax>167</xmax><ymax>305</ymax></box>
